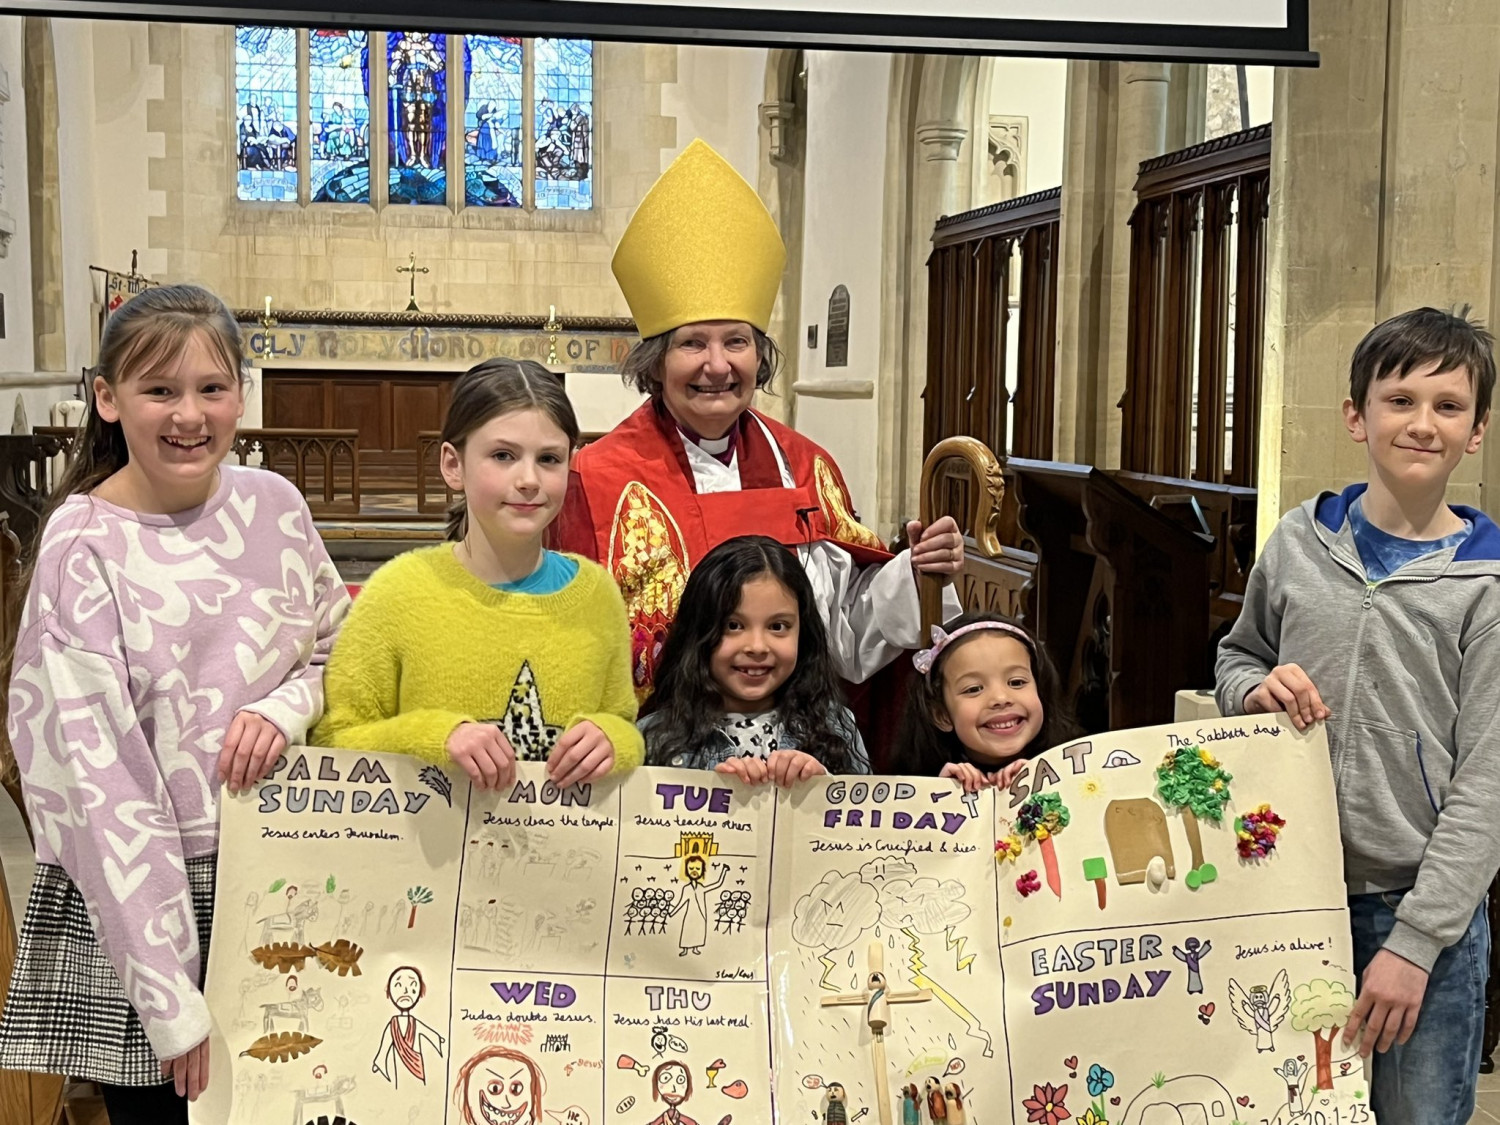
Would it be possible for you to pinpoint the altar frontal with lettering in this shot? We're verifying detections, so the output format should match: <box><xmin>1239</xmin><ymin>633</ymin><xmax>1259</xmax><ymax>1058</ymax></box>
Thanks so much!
<box><xmin>194</xmin><ymin>715</ymin><xmax>1374</xmax><ymax>1125</ymax></box>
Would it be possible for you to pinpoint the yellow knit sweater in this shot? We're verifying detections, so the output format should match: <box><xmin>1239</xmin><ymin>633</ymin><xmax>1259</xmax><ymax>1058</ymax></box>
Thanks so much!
<box><xmin>312</xmin><ymin>545</ymin><xmax>644</xmax><ymax>772</ymax></box>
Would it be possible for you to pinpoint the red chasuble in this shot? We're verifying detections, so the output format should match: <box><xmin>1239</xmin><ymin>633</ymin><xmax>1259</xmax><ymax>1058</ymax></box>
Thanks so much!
<box><xmin>552</xmin><ymin>401</ymin><xmax>889</xmax><ymax>696</ymax></box>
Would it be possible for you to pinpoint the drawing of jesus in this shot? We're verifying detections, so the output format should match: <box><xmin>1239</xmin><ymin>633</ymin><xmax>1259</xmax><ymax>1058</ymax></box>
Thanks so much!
<box><xmin>372</xmin><ymin>966</ymin><xmax>445</xmax><ymax>1087</ymax></box>
<box><xmin>670</xmin><ymin>855</ymin><xmax>727</xmax><ymax>956</ymax></box>
<box><xmin>646</xmin><ymin>1060</ymin><xmax>699</xmax><ymax>1125</ymax></box>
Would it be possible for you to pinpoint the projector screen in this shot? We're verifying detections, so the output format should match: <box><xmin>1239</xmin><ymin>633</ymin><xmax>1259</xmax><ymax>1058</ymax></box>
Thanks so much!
<box><xmin>0</xmin><ymin>0</ymin><xmax>1314</xmax><ymax>63</ymax></box>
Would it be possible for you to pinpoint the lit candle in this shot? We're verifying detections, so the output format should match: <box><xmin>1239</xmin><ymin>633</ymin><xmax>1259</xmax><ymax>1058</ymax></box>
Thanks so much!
<box><xmin>549</xmin><ymin>304</ymin><xmax>556</xmax><ymax>321</ymax></box>
<box><xmin>264</xmin><ymin>295</ymin><xmax>272</xmax><ymax>317</ymax></box>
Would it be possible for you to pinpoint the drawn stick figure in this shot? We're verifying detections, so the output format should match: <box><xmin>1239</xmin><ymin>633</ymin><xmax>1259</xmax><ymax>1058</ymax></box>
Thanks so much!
<box><xmin>1173</xmin><ymin>936</ymin><xmax>1213</xmax><ymax>994</ymax></box>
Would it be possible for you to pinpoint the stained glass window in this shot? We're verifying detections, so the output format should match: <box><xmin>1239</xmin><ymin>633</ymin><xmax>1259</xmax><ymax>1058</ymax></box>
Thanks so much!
<box><xmin>387</xmin><ymin>31</ymin><xmax>448</xmax><ymax>205</ymax></box>
<box><xmin>462</xmin><ymin>36</ymin><xmax>524</xmax><ymax>207</ymax></box>
<box><xmin>309</xmin><ymin>29</ymin><xmax>371</xmax><ymax>203</ymax></box>
<box><xmin>533</xmin><ymin>38</ymin><xmax>594</xmax><ymax>210</ymax></box>
<box><xmin>233</xmin><ymin>30</ymin><xmax>594</xmax><ymax>210</ymax></box>
<box><xmin>234</xmin><ymin>26</ymin><xmax>298</xmax><ymax>202</ymax></box>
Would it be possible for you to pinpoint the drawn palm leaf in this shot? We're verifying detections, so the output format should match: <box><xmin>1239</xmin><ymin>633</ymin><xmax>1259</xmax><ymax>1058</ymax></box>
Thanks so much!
<box><xmin>419</xmin><ymin>765</ymin><xmax>453</xmax><ymax>806</ymax></box>
<box><xmin>250</xmin><ymin>942</ymin><xmax>316</xmax><ymax>973</ymax></box>
<box><xmin>407</xmin><ymin>886</ymin><xmax>435</xmax><ymax>906</ymax></box>
<box><xmin>314</xmin><ymin>938</ymin><xmax>364</xmax><ymax>977</ymax></box>
<box><xmin>239</xmin><ymin>1031</ymin><xmax>322</xmax><ymax>1063</ymax></box>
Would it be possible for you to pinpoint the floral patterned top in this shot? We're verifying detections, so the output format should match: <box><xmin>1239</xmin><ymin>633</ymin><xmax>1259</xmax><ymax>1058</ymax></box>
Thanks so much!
<box><xmin>6</xmin><ymin>465</ymin><xmax>348</xmax><ymax>1058</ymax></box>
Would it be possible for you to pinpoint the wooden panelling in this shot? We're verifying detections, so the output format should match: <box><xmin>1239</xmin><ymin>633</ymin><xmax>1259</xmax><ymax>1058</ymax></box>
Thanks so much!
<box><xmin>926</xmin><ymin>187</ymin><xmax>1060</xmax><ymax>461</ymax></box>
<box><xmin>265</xmin><ymin>371</ymin><xmax>458</xmax><ymax>491</ymax></box>
<box><xmin>1123</xmin><ymin>125</ymin><xmax>1270</xmax><ymax>487</ymax></box>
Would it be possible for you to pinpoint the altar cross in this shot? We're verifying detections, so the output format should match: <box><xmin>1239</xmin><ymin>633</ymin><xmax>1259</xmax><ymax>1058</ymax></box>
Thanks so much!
<box><xmin>397</xmin><ymin>251</ymin><xmax>430</xmax><ymax>312</ymax></box>
<box><xmin>821</xmin><ymin>941</ymin><xmax>932</xmax><ymax>1125</ymax></box>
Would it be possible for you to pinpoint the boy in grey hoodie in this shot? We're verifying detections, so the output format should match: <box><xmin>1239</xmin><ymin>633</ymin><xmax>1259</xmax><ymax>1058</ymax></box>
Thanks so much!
<box><xmin>1216</xmin><ymin>307</ymin><xmax>1500</xmax><ymax>1125</ymax></box>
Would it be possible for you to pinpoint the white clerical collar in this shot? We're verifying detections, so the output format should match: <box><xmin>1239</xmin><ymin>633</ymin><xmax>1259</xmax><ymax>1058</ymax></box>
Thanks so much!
<box><xmin>697</xmin><ymin>433</ymin><xmax>732</xmax><ymax>456</ymax></box>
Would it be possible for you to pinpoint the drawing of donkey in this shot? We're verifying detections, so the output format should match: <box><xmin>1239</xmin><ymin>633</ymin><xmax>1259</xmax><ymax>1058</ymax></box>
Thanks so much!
<box><xmin>256</xmin><ymin>896</ymin><xmax>319</xmax><ymax>946</ymax></box>
<box><xmin>260</xmin><ymin>987</ymin><xmax>325</xmax><ymax>1033</ymax></box>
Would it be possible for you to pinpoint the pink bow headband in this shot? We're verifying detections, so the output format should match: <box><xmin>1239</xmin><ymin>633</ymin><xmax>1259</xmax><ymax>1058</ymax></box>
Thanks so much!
<box><xmin>911</xmin><ymin>620</ymin><xmax>1032</xmax><ymax>675</ymax></box>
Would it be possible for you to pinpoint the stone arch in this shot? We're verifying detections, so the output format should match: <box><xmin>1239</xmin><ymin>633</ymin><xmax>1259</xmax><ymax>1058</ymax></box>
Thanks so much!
<box><xmin>875</xmin><ymin>53</ymin><xmax>983</xmax><ymax>532</ymax></box>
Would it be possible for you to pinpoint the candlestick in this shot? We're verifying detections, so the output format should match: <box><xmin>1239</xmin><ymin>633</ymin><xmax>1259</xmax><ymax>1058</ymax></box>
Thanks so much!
<box><xmin>544</xmin><ymin>304</ymin><xmax>563</xmax><ymax>367</ymax></box>
<box><xmin>264</xmin><ymin>295</ymin><xmax>272</xmax><ymax>317</ymax></box>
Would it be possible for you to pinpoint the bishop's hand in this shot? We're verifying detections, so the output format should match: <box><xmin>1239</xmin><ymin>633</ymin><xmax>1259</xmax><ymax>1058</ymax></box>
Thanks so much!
<box><xmin>907</xmin><ymin>517</ymin><xmax>965</xmax><ymax>586</ymax></box>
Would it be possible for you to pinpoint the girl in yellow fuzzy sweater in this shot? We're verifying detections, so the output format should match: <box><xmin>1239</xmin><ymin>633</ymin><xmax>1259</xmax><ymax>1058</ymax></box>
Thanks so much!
<box><xmin>313</xmin><ymin>359</ymin><xmax>643</xmax><ymax>789</ymax></box>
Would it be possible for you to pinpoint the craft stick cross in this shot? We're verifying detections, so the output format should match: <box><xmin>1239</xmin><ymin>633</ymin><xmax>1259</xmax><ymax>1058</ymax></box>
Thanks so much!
<box><xmin>397</xmin><ymin>251</ymin><xmax>430</xmax><ymax>312</ymax></box>
<box><xmin>821</xmin><ymin>941</ymin><xmax>932</xmax><ymax>1125</ymax></box>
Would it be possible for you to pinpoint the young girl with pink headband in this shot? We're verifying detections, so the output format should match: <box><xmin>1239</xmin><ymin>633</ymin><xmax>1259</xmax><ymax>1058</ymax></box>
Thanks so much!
<box><xmin>893</xmin><ymin>612</ymin><xmax>1079</xmax><ymax>790</ymax></box>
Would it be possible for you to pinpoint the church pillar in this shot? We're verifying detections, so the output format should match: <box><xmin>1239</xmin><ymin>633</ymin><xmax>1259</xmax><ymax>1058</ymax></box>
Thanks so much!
<box><xmin>1165</xmin><ymin>64</ymin><xmax>1207</xmax><ymax>152</ymax></box>
<box><xmin>875</xmin><ymin>54</ymin><xmax>979</xmax><ymax>533</ymax></box>
<box><xmin>1054</xmin><ymin>61</ymin><xmax>1175</xmax><ymax>467</ymax></box>
<box><xmin>1258</xmin><ymin>0</ymin><xmax>1500</xmax><ymax>536</ymax></box>
<box><xmin>23</xmin><ymin>17</ymin><xmax>64</xmax><ymax>373</ymax></box>
<box><xmin>757</xmin><ymin>49</ymin><xmax>806</xmax><ymax>427</ymax></box>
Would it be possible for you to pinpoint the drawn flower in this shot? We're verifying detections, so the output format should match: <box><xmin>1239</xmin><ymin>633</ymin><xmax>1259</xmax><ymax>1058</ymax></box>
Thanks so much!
<box><xmin>1075</xmin><ymin>1110</ymin><xmax>1107</xmax><ymax>1125</ymax></box>
<box><xmin>1079</xmin><ymin>775</ymin><xmax>1104</xmax><ymax>799</ymax></box>
<box><xmin>1086</xmin><ymin>1064</ymin><xmax>1115</xmax><ymax>1097</ymax></box>
<box><xmin>1016</xmin><ymin>870</ymin><xmax>1042</xmax><ymax>897</ymax></box>
<box><xmin>1023</xmin><ymin>1082</ymin><xmax>1069</xmax><ymax>1124</ymax></box>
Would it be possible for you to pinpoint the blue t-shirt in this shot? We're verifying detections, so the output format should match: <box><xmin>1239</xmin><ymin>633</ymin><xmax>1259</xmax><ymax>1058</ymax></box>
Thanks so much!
<box><xmin>491</xmin><ymin>550</ymin><xmax>579</xmax><ymax>594</ymax></box>
<box><xmin>1348</xmin><ymin>497</ymin><xmax>1471</xmax><ymax>581</ymax></box>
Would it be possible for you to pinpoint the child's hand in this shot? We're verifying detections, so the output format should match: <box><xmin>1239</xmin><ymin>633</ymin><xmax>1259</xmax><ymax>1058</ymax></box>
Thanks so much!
<box><xmin>906</xmin><ymin>517</ymin><xmax>965</xmax><ymax>585</ymax></box>
<box><xmin>1243</xmin><ymin>663</ymin><xmax>1330</xmax><ymax>730</ymax></box>
<box><xmin>993</xmin><ymin>759</ymin><xmax>1029</xmax><ymax>789</ymax></box>
<box><xmin>716</xmin><ymin>756</ymin><xmax>771</xmax><ymax>786</ymax></box>
<box><xmin>218</xmin><ymin>710</ymin><xmax>287</xmax><ymax>794</ymax></box>
<box><xmin>939</xmin><ymin>761</ymin><xmax>992</xmax><ymax>793</ymax></box>
<box><xmin>767</xmin><ymin>749</ymin><xmax>827</xmax><ymax>788</ymax></box>
<box><xmin>447</xmin><ymin>723</ymin><xmax>516</xmax><ymax>790</ymax></box>
<box><xmin>161</xmin><ymin>1035</ymin><xmax>210</xmax><ymax>1100</ymax></box>
<box><xmin>549</xmin><ymin>721</ymin><xmax>615</xmax><ymax>788</ymax></box>
<box><xmin>1342</xmin><ymin>948</ymin><xmax>1429</xmax><ymax>1056</ymax></box>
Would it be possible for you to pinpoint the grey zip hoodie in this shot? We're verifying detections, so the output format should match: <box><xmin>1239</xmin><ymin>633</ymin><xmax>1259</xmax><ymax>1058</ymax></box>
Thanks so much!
<box><xmin>1216</xmin><ymin>483</ymin><xmax>1500</xmax><ymax>972</ymax></box>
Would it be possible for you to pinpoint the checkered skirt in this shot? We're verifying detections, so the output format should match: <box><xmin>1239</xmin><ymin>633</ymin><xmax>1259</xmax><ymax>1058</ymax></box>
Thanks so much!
<box><xmin>0</xmin><ymin>856</ymin><xmax>216</xmax><ymax>1085</ymax></box>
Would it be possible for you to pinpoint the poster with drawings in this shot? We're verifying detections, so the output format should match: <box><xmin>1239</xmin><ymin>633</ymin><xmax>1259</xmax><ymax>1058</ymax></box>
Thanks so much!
<box><xmin>196</xmin><ymin>715</ymin><xmax>1376</xmax><ymax>1125</ymax></box>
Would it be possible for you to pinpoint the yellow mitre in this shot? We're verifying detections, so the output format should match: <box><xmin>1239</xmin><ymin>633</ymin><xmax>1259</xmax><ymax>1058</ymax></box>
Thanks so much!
<box><xmin>612</xmin><ymin>139</ymin><xmax>786</xmax><ymax>339</ymax></box>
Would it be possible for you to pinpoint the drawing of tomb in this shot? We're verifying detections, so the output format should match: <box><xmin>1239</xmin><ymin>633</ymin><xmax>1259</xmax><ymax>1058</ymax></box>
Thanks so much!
<box><xmin>1104</xmin><ymin>798</ymin><xmax>1176</xmax><ymax>884</ymax></box>
<box><xmin>1121</xmin><ymin>1075</ymin><xmax>1234</xmax><ymax>1125</ymax></box>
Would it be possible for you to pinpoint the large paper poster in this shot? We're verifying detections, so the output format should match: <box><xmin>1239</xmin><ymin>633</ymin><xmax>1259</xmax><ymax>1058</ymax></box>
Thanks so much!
<box><xmin>196</xmin><ymin>715</ymin><xmax>1375</xmax><ymax>1125</ymax></box>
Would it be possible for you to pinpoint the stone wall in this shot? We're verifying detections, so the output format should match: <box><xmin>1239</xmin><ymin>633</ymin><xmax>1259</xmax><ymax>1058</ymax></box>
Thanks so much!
<box><xmin>1260</xmin><ymin>0</ymin><xmax>1500</xmax><ymax>534</ymax></box>
<box><xmin>134</xmin><ymin>24</ymin><xmax>673</xmax><ymax>321</ymax></box>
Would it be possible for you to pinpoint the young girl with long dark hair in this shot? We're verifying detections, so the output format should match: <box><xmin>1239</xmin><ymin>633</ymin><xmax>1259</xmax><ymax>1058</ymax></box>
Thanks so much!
<box><xmin>640</xmin><ymin>535</ymin><xmax>867</xmax><ymax>785</ymax></box>
<box><xmin>893</xmin><ymin>612</ymin><xmax>1078</xmax><ymax>791</ymax></box>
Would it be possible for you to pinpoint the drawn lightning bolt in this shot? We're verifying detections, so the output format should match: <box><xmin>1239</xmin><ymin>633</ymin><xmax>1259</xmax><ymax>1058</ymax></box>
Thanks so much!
<box><xmin>818</xmin><ymin>952</ymin><xmax>839</xmax><ymax>991</ymax></box>
<box><xmin>902</xmin><ymin>926</ymin><xmax>993</xmax><ymax>1057</ymax></box>
<box><xmin>944</xmin><ymin>924</ymin><xmax>976</xmax><ymax>973</ymax></box>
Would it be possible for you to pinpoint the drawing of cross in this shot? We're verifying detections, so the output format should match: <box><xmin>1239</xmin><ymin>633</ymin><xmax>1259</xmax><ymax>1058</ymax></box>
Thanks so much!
<box><xmin>397</xmin><ymin>250</ymin><xmax>430</xmax><ymax>311</ymax></box>
<box><xmin>821</xmin><ymin>941</ymin><xmax>932</xmax><ymax>1125</ymax></box>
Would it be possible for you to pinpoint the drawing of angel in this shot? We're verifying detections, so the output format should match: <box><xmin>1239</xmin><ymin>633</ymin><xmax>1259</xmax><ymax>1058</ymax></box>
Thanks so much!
<box><xmin>1228</xmin><ymin>969</ymin><xmax>1292</xmax><ymax>1052</ymax></box>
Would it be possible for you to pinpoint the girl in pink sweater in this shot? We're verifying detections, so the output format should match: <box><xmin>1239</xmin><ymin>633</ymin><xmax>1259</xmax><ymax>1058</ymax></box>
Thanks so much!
<box><xmin>0</xmin><ymin>285</ymin><xmax>348</xmax><ymax>1122</ymax></box>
